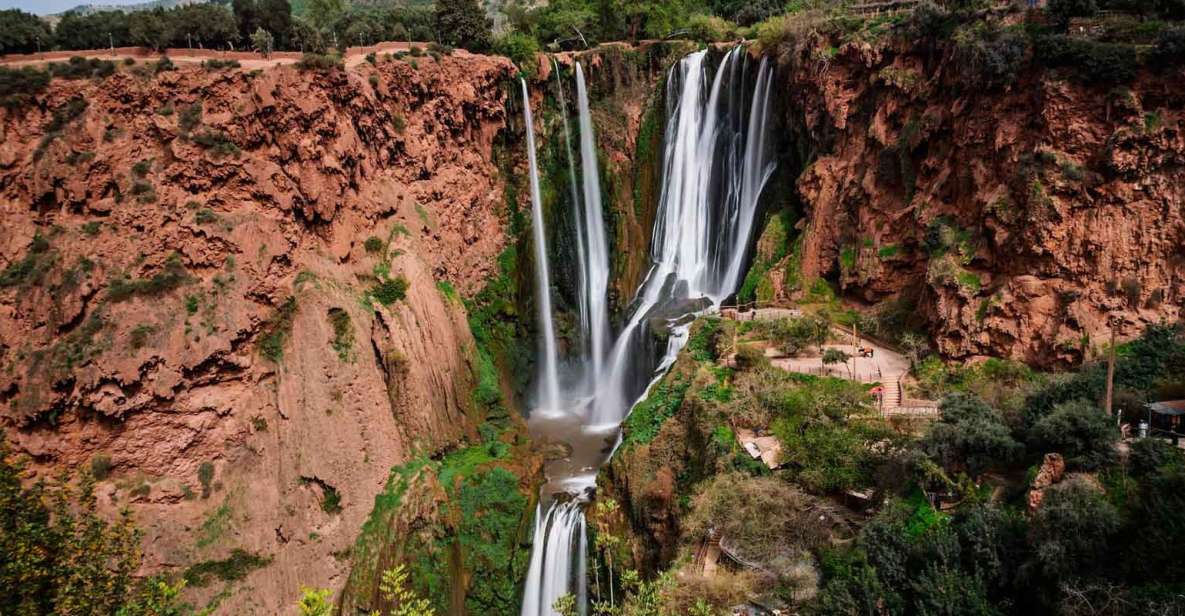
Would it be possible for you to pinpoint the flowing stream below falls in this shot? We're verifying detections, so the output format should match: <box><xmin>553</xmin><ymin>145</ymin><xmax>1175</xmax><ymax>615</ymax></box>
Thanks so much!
<box><xmin>518</xmin><ymin>46</ymin><xmax>777</xmax><ymax>616</ymax></box>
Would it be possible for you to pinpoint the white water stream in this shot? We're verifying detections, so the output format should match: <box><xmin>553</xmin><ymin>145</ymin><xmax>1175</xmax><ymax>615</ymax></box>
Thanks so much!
<box><xmin>519</xmin><ymin>48</ymin><xmax>777</xmax><ymax>615</ymax></box>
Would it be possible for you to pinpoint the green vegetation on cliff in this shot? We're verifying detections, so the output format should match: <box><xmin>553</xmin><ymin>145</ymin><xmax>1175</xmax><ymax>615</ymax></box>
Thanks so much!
<box><xmin>599</xmin><ymin>320</ymin><xmax>1185</xmax><ymax>614</ymax></box>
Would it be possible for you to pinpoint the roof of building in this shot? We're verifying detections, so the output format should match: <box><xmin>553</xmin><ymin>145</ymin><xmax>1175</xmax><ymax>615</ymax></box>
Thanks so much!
<box><xmin>1148</xmin><ymin>400</ymin><xmax>1185</xmax><ymax>416</ymax></box>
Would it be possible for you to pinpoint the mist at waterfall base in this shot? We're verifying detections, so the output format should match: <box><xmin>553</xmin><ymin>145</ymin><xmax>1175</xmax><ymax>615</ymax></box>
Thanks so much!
<box><xmin>519</xmin><ymin>47</ymin><xmax>777</xmax><ymax>616</ymax></box>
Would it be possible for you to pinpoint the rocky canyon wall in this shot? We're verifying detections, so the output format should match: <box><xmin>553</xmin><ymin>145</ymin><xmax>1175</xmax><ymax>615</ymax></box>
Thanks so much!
<box><xmin>755</xmin><ymin>35</ymin><xmax>1184</xmax><ymax>367</ymax></box>
<box><xmin>0</xmin><ymin>53</ymin><xmax>538</xmax><ymax>614</ymax></box>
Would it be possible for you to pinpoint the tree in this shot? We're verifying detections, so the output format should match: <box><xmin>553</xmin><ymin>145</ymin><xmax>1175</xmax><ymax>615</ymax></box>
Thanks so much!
<box><xmin>232</xmin><ymin>0</ymin><xmax>261</xmax><ymax>41</ymax></box>
<box><xmin>0</xmin><ymin>437</ymin><xmax>146</xmax><ymax>615</ymax></box>
<box><xmin>1028</xmin><ymin>399</ymin><xmax>1117</xmax><ymax>470</ymax></box>
<box><xmin>307</xmin><ymin>0</ymin><xmax>347</xmax><ymax>31</ymax></box>
<box><xmin>0</xmin><ymin>9</ymin><xmax>51</xmax><ymax>54</ymax></box>
<box><xmin>923</xmin><ymin>394</ymin><xmax>1022</xmax><ymax>479</ymax></box>
<box><xmin>168</xmin><ymin>4</ymin><xmax>238</xmax><ymax>49</ymax></box>
<box><xmin>257</xmin><ymin>0</ymin><xmax>293</xmax><ymax>48</ymax></box>
<box><xmin>54</xmin><ymin>10</ymin><xmax>132</xmax><ymax>50</ymax></box>
<box><xmin>1027</xmin><ymin>478</ymin><xmax>1120</xmax><ymax>581</ymax></box>
<box><xmin>251</xmin><ymin>27</ymin><xmax>275</xmax><ymax>56</ymax></box>
<box><xmin>822</xmin><ymin>347</ymin><xmax>851</xmax><ymax>378</ymax></box>
<box><xmin>128</xmin><ymin>9</ymin><xmax>174</xmax><ymax>51</ymax></box>
<box><xmin>1048</xmin><ymin>0</ymin><xmax>1099</xmax><ymax>27</ymax></box>
<box><xmin>375</xmin><ymin>564</ymin><xmax>435</xmax><ymax>616</ymax></box>
<box><xmin>434</xmin><ymin>0</ymin><xmax>492</xmax><ymax>51</ymax></box>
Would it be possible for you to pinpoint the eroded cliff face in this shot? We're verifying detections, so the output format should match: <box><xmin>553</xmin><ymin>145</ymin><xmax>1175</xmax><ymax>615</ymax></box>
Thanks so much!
<box><xmin>767</xmin><ymin>38</ymin><xmax>1185</xmax><ymax>366</ymax></box>
<box><xmin>0</xmin><ymin>53</ymin><xmax>536</xmax><ymax>613</ymax></box>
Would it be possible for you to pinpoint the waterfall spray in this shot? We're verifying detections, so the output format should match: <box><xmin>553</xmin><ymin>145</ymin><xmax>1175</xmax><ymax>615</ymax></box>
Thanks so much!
<box><xmin>521</xmin><ymin>78</ymin><xmax>562</xmax><ymax>412</ymax></box>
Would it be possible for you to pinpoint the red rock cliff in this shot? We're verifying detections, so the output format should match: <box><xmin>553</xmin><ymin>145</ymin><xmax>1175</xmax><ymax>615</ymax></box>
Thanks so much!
<box><xmin>0</xmin><ymin>53</ymin><xmax>523</xmax><ymax>613</ymax></box>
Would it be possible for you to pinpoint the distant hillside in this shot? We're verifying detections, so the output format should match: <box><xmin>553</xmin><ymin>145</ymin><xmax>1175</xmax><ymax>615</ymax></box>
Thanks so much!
<box><xmin>56</xmin><ymin>0</ymin><xmax>213</xmax><ymax>16</ymax></box>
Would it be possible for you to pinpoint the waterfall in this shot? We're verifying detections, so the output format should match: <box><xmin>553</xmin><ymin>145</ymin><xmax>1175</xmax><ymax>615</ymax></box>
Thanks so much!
<box><xmin>521</xmin><ymin>78</ymin><xmax>562</xmax><ymax>412</ymax></box>
<box><xmin>591</xmin><ymin>47</ymin><xmax>776</xmax><ymax>426</ymax></box>
<box><xmin>574</xmin><ymin>63</ymin><xmax>611</xmax><ymax>385</ymax></box>
<box><xmin>519</xmin><ymin>46</ymin><xmax>777</xmax><ymax>613</ymax></box>
<box><xmin>520</xmin><ymin>501</ymin><xmax>588</xmax><ymax>616</ymax></box>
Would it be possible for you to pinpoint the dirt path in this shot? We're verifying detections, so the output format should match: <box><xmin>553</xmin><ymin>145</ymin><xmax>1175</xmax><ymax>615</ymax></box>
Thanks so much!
<box><xmin>0</xmin><ymin>41</ymin><xmax>446</xmax><ymax>70</ymax></box>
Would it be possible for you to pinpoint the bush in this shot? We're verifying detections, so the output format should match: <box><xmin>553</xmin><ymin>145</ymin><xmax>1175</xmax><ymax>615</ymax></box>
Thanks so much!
<box><xmin>48</xmin><ymin>56</ymin><xmax>116</xmax><ymax>80</ymax></box>
<box><xmin>371</xmin><ymin>276</ymin><xmax>409</xmax><ymax>306</ymax></box>
<box><xmin>191</xmin><ymin>130</ymin><xmax>240</xmax><ymax>158</ymax></box>
<box><xmin>363</xmin><ymin>236</ymin><xmax>383</xmax><ymax>253</ymax></box>
<box><xmin>202</xmin><ymin>58</ymin><xmax>241</xmax><ymax>70</ymax></box>
<box><xmin>1028</xmin><ymin>399</ymin><xmax>1118</xmax><ymax>470</ymax></box>
<box><xmin>154</xmin><ymin>56</ymin><xmax>175</xmax><ymax>74</ymax></box>
<box><xmin>1027</xmin><ymin>478</ymin><xmax>1120</xmax><ymax>580</ymax></box>
<box><xmin>182</xmin><ymin>549</ymin><xmax>271</xmax><ymax>587</ymax></box>
<box><xmin>0</xmin><ymin>66</ymin><xmax>50</xmax><ymax>108</ymax></box>
<box><xmin>953</xmin><ymin>24</ymin><xmax>1029</xmax><ymax>89</ymax></box>
<box><xmin>492</xmin><ymin>31</ymin><xmax>539</xmax><ymax>75</ymax></box>
<box><xmin>923</xmin><ymin>393</ymin><xmax>1023</xmax><ymax>478</ymax></box>
<box><xmin>107</xmin><ymin>254</ymin><xmax>191</xmax><ymax>302</ymax></box>
<box><xmin>296</xmin><ymin>53</ymin><xmax>343</xmax><ymax>72</ymax></box>
<box><xmin>1035</xmin><ymin>35</ymin><xmax>1141</xmax><ymax>84</ymax></box>
<box><xmin>686</xmin><ymin>14</ymin><xmax>738</xmax><ymax>43</ymax></box>
<box><xmin>258</xmin><ymin>297</ymin><xmax>297</xmax><ymax>362</ymax></box>
<box><xmin>1150</xmin><ymin>27</ymin><xmax>1185</xmax><ymax>67</ymax></box>
<box><xmin>1048</xmin><ymin>0</ymin><xmax>1099</xmax><ymax>27</ymax></box>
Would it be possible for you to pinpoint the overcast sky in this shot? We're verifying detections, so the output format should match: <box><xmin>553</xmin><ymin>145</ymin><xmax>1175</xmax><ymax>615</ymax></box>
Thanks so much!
<box><xmin>0</xmin><ymin>0</ymin><xmax>147</xmax><ymax>15</ymax></box>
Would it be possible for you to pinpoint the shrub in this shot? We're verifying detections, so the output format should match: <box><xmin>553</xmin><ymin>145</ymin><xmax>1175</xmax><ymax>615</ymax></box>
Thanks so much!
<box><xmin>492</xmin><ymin>31</ymin><xmax>538</xmax><ymax>75</ymax></box>
<box><xmin>1150</xmin><ymin>27</ymin><xmax>1185</xmax><ymax>67</ymax></box>
<box><xmin>195</xmin><ymin>208</ymin><xmax>219</xmax><ymax>225</ymax></box>
<box><xmin>1027</xmin><ymin>478</ymin><xmax>1119</xmax><ymax>580</ymax></box>
<box><xmin>328</xmin><ymin>308</ymin><xmax>353</xmax><ymax>361</ymax></box>
<box><xmin>953</xmin><ymin>24</ymin><xmax>1029</xmax><ymax>89</ymax></box>
<box><xmin>182</xmin><ymin>549</ymin><xmax>271</xmax><ymax>587</ymax></box>
<box><xmin>1048</xmin><ymin>0</ymin><xmax>1099</xmax><ymax>27</ymax></box>
<box><xmin>107</xmin><ymin>254</ymin><xmax>191</xmax><ymax>302</ymax></box>
<box><xmin>258</xmin><ymin>296</ymin><xmax>298</xmax><ymax>362</ymax></box>
<box><xmin>1035</xmin><ymin>35</ymin><xmax>1140</xmax><ymax>84</ymax></box>
<box><xmin>0</xmin><ymin>66</ymin><xmax>50</xmax><ymax>108</ymax></box>
<box><xmin>202</xmin><ymin>58</ymin><xmax>241</xmax><ymax>70</ymax></box>
<box><xmin>363</xmin><ymin>236</ymin><xmax>383</xmax><ymax>253</ymax></box>
<box><xmin>197</xmin><ymin>461</ymin><xmax>215</xmax><ymax>498</ymax></box>
<box><xmin>48</xmin><ymin>56</ymin><xmax>115</xmax><ymax>80</ymax></box>
<box><xmin>178</xmin><ymin>102</ymin><xmax>202</xmax><ymax>133</ymax></box>
<box><xmin>923</xmin><ymin>394</ymin><xmax>1023</xmax><ymax>478</ymax></box>
<box><xmin>154</xmin><ymin>56</ymin><xmax>175</xmax><ymax>74</ymax></box>
<box><xmin>296</xmin><ymin>52</ymin><xmax>343</xmax><ymax>72</ymax></box>
<box><xmin>371</xmin><ymin>276</ymin><xmax>409</xmax><ymax>306</ymax></box>
<box><xmin>91</xmin><ymin>453</ymin><xmax>114</xmax><ymax>480</ymax></box>
<box><xmin>191</xmin><ymin>130</ymin><xmax>240</xmax><ymax>158</ymax></box>
<box><xmin>1028</xmin><ymin>398</ymin><xmax>1118</xmax><ymax>470</ymax></box>
<box><xmin>686</xmin><ymin>14</ymin><xmax>739</xmax><ymax>42</ymax></box>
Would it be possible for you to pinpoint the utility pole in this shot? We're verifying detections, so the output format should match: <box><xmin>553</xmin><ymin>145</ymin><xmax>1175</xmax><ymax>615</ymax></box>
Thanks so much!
<box><xmin>1105</xmin><ymin>317</ymin><xmax>1117</xmax><ymax>417</ymax></box>
<box><xmin>188</xmin><ymin>33</ymin><xmax>192</xmax><ymax>50</ymax></box>
<box><xmin>109</xmin><ymin>32</ymin><xmax>115</xmax><ymax>57</ymax></box>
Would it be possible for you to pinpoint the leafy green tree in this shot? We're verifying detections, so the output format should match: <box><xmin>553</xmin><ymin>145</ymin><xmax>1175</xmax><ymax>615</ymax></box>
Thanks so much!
<box><xmin>376</xmin><ymin>564</ymin><xmax>436</xmax><ymax>616</ymax></box>
<box><xmin>128</xmin><ymin>9</ymin><xmax>174</xmax><ymax>51</ymax></box>
<box><xmin>0</xmin><ymin>437</ymin><xmax>145</xmax><ymax>615</ymax></box>
<box><xmin>258</xmin><ymin>0</ymin><xmax>293</xmax><ymax>48</ymax></box>
<box><xmin>296</xmin><ymin>587</ymin><xmax>333</xmax><ymax>616</ymax></box>
<box><xmin>434</xmin><ymin>0</ymin><xmax>492</xmax><ymax>51</ymax></box>
<box><xmin>54</xmin><ymin>10</ymin><xmax>133</xmax><ymax>50</ymax></box>
<box><xmin>0</xmin><ymin>9</ymin><xmax>51</xmax><ymax>54</ymax></box>
<box><xmin>251</xmin><ymin>27</ymin><xmax>275</xmax><ymax>55</ymax></box>
<box><xmin>1027</xmin><ymin>478</ymin><xmax>1119</xmax><ymax>581</ymax></box>
<box><xmin>115</xmin><ymin>578</ymin><xmax>187</xmax><ymax>616</ymax></box>
<box><xmin>1028</xmin><ymin>399</ymin><xmax>1117</xmax><ymax>470</ymax></box>
<box><xmin>923</xmin><ymin>394</ymin><xmax>1022</xmax><ymax>479</ymax></box>
<box><xmin>233</xmin><ymin>0</ymin><xmax>261</xmax><ymax>42</ymax></box>
<box><xmin>167</xmin><ymin>4</ymin><xmax>238</xmax><ymax>49</ymax></box>
<box><xmin>307</xmin><ymin>0</ymin><xmax>347</xmax><ymax>31</ymax></box>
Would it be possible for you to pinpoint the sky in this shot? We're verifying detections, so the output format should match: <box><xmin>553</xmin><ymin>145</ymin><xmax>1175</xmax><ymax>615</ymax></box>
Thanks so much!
<box><xmin>0</xmin><ymin>0</ymin><xmax>147</xmax><ymax>15</ymax></box>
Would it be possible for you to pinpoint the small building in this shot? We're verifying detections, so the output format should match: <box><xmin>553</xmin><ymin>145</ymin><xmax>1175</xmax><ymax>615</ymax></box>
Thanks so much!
<box><xmin>1146</xmin><ymin>400</ymin><xmax>1185</xmax><ymax>446</ymax></box>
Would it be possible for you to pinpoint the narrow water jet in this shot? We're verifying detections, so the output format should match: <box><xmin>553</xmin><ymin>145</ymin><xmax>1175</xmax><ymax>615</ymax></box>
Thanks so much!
<box><xmin>521</xmin><ymin>78</ymin><xmax>562</xmax><ymax>412</ymax></box>
<box><xmin>574</xmin><ymin>63</ymin><xmax>611</xmax><ymax>386</ymax></box>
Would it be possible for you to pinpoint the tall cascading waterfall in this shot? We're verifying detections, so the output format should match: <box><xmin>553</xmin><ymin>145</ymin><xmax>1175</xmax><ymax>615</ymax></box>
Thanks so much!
<box><xmin>590</xmin><ymin>47</ymin><xmax>777</xmax><ymax>426</ymax></box>
<box><xmin>574</xmin><ymin>63</ymin><xmax>612</xmax><ymax>384</ymax></box>
<box><xmin>521</xmin><ymin>78</ymin><xmax>562</xmax><ymax>412</ymax></box>
<box><xmin>519</xmin><ymin>47</ymin><xmax>776</xmax><ymax>615</ymax></box>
